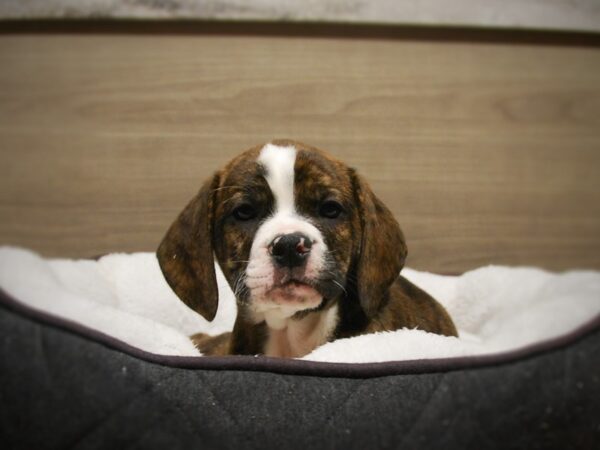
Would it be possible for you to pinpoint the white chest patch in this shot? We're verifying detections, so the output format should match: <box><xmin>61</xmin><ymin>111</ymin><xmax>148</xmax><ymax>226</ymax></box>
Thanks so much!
<box><xmin>264</xmin><ymin>305</ymin><xmax>339</xmax><ymax>358</ymax></box>
<box><xmin>257</xmin><ymin>143</ymin><xmax>297</xmax><ymax>214</ymax></box>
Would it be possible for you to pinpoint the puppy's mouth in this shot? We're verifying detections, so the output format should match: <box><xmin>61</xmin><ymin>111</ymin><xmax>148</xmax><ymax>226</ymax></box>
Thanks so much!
<box><xmin>245</xmin><ymin>265</ymin><xmax>345</xmax><ymax>328</ymax></box>
<box><xmin>244</xmin><ymin>258</ymin><xmax>345</xmax><ymax>319</ymax></box>
<box><xmin>266</xmin><ymin>277</ymin><xmax>321</xmax><ymax>304</ymax></box>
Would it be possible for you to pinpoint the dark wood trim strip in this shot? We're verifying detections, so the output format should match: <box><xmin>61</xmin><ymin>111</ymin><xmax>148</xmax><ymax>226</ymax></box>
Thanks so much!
<box><xmin>1</xmin><ymin>19</ymin><xmax>599</xmax><ymax>48</ymax></box>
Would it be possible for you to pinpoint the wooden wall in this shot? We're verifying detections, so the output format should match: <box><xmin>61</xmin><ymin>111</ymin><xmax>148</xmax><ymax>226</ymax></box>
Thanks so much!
<box><xmin>1</xmin><ymin>24</ymin><xmax>599</xmax><ymax>272</ymax></box>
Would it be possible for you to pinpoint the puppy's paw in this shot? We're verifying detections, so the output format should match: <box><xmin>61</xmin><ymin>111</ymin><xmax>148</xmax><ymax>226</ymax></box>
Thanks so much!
<box><xmin>191</xmin><ymin>332</ymin><xmax>232</xmax><ymax>356</ymax></box>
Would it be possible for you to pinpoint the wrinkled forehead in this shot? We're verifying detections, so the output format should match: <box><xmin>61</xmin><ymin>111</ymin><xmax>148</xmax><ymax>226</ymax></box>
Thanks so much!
<box><xmin>219</xmin><ymin>143</ymin><xmax>351</xmax><ymax>195</ymax></box>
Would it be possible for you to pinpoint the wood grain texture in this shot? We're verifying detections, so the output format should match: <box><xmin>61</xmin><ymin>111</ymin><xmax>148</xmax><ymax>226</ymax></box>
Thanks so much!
<box><xmin>0</xmin><ymin>31</ymin><xmax>599</xmax><ymax>272</ymax></box>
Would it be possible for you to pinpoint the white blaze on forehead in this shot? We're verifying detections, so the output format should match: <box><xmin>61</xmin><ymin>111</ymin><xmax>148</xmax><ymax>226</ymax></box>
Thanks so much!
<box><xmin>258</xmin><ymin>143</ymin><xmax>297</xmax><ymax>214</ymax></box>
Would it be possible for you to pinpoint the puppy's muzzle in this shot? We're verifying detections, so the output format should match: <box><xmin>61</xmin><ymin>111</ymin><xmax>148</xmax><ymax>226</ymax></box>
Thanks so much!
<box><xmin>268</xmin><ymin>233</ymin><xmax>313</xmax><ymax>268</ymax></box>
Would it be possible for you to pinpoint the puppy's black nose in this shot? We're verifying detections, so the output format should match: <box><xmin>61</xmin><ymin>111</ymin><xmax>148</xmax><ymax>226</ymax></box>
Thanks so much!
<box><xmin>269</xmin><ymin>233</ymin><xmax>312</xmax><ymax>268</ymax></box>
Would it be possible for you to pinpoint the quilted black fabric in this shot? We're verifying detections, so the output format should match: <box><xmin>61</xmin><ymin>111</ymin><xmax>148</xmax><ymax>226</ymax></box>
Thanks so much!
<box><xmin>1</xmin><ymin>302</ymin><xmax>599</xmax><ymax>450</ymax></box>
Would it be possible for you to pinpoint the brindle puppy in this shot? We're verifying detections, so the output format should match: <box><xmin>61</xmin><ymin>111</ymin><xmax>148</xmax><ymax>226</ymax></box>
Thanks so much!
<box><xmin>158</xmin><ymin>140</ymin><xmax>457</xmax><ymax>357</ymax></box>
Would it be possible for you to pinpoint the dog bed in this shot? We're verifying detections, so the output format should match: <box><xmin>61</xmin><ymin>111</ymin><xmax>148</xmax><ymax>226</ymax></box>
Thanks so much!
<box><xmin>1</xmin><ymin>246</ymin><xmax>599</xmax><ymax>448</ymax></box>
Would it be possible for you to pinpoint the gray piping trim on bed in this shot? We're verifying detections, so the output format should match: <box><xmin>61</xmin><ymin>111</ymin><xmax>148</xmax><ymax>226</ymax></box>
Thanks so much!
<box><xmin>1</xmin><ymin>287</ymin><xmax>598</xmax><ymax>379</ymax></box>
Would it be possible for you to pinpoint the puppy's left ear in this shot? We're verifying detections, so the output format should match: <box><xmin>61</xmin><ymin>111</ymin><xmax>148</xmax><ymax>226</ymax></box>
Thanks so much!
<box><xmin>157</xmin><ymin>173</ymin><xmax>221</xmax><ymax>321</ymax></box>
<box><xmin>351</xmin><ymin>169</ymin><xmax>407</xmax><ymax>317</ymax></box>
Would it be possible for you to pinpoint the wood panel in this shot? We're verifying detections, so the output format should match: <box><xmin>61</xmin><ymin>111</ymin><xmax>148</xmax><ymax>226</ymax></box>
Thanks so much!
<box><xmin>1</xmin><ymin>30</ymin><xmax>599</xmax><ymax>272</ymax></box>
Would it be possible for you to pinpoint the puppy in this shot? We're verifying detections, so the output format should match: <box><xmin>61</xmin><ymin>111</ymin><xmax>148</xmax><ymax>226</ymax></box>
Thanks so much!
<box><xmin>157</xmin><ymin>140</ymin><xmax>457</xmax><ymax>357</ymax></box>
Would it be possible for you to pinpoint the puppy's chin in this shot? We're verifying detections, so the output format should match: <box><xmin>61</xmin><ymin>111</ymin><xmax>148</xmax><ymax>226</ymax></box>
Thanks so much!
<box><xmin>248</xmin><ymin>280</ymin><xmax>323</xmax><ymax>330</ymax></box>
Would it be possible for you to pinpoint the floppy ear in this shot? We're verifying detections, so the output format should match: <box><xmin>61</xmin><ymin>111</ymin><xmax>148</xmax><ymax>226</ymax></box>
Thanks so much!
<box><xmin>157</xmin><ymin>173</ymin><xmax>221</xmax><ymax>321</ymax></box>
<box><xmin>351</xmin><ymin>170</ymin><xmax>407</xmax><ymax>317</ymax></box>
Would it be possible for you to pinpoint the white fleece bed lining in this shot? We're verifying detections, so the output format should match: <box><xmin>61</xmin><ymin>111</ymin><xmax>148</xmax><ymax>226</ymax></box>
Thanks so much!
<box><xmin>0</xmin><ymin>247</ymin><xmax>598</xmax><ymax>364</ymax></box>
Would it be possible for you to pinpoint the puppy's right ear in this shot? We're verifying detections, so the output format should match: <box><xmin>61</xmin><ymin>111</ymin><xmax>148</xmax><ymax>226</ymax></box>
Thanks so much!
<box><xmin>157</xmin><ymin>173</ymin><xmax>221</xmax><ymax>321</ymax></box>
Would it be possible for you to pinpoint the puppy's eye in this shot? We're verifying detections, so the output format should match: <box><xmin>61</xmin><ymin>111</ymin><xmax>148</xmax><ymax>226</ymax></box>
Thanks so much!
<box><xmin>319</xmin><ymin>200</ymin><xmax>344</xmax><ymax>219</ymax></box>
<box><xmin>232</xmin><ymin>204</ymin><xmax>257</xmax><ymax>221</ymax></box>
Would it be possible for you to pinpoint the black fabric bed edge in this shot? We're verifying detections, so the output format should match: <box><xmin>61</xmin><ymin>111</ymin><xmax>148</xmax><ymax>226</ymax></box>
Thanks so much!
<box><xmin>1</xmin><ymin>287</ymin><xmax>598</xmax><ymax>378</ymax></box>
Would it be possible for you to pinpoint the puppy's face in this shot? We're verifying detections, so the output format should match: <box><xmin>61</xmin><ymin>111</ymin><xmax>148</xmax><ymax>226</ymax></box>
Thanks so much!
<box><xmin>158</xmin><ymin>140</ymin><xmax>407</xmax><ymax>329</ymax></box>
<box><xmin>213</xmin><ymin>143</ymin><xmax>356</xmax><ymax>328</ymax></box>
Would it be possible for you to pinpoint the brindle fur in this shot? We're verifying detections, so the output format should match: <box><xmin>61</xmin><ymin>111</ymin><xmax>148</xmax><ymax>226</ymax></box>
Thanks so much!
<box><xmin>158</xmin><ymin>140</ymin><xmax>457</xmax><ymax>357</ymax></box>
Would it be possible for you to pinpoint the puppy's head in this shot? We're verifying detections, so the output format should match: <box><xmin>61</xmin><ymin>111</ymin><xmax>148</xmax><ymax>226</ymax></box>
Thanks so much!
<box><xmin>157</xmin><ymin>140</ymin><xmax>407</xmax><ymax>328</ymax></box>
